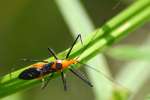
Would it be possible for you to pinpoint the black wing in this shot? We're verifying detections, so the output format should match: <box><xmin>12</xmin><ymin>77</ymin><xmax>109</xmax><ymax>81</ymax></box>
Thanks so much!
<box><xmin>19</xmin><ymin>68</ymin><xmax>41</xmax><ymax>80</ymax></box>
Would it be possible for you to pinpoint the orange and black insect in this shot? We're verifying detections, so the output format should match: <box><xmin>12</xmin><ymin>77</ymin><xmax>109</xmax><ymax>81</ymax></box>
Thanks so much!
<box><xmin>19</xmin><ymin>34</ymin><xmax>93</xmax><ymax>90</ymax></box>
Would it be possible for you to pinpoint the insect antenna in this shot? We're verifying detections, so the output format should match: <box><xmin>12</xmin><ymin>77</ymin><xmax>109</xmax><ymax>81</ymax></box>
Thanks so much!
<box><xmin>77</xmin><ymin>61</ymin><xmax>129</xmax><ymax>90</ymax></box>
<box><xmin>20</xmin><ymin>58</ymin><xmax>48</xmax><ymax>63</ymax></box>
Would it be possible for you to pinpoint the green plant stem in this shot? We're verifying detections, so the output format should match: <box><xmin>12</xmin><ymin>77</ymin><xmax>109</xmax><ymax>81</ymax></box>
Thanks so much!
<box><xmin>55</xmin><ymin>0</ymin><xmax>112</xmax><ymax>100</ymax></box>
<box><xmin>107</xmin><ymin>0</ymin><xmax>150</xmax><ymax>29</ymax></box>
<box><xmin>0</xmin><ymin>0</ymin><xmax>150</xmax><ymax>98</ymax></box>
<box><xmin>107</xmin><ymin>45</ymin><xmax>150</xmax><ymax>60</ymax></box>
<box><xmin>78</xmin><ymin>4</ymin><xmax>150</xmax><ymax>62</ymax></box>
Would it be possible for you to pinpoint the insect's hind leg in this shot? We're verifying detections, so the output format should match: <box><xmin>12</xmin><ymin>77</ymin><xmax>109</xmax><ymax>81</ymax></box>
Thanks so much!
<box><xmin>66</xmin><ymin>34</ymin><xmax>83</xmax><ymax>59</ymax></box>
<box><xmin>69</xmin><ymin>67</ymin><xmax>93</xmax><ymax>87</ymax></box>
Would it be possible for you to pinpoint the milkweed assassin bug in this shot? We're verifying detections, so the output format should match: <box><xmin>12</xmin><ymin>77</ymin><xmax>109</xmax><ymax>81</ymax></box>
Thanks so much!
<box><xmin>19</xmin><ymin>34</ymin><xmax>93</xmax><ymax>91</ymax></box>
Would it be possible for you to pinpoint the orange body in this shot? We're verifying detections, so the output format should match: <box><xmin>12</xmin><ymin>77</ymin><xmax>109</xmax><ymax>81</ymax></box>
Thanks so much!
<box><xmin>32</xmin><ymin>59</ymin><xmax>77</xmax><ymax>71</ymax></box>
<box><xmin>50</xmin><ymin>59</ymin><xmax>77</xmax><ymax>71</ymax></box>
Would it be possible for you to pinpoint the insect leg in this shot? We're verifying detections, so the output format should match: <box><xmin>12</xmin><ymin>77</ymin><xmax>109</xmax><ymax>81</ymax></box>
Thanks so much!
<box><xmin>69</xmin><ymin>68</ymin><xmax>93</xmax><ymax>87</ymax></box>
<box><xmin>48</xmin><ymin>48</ymin><xmax>58</xmax><ymax>60</ymax></box>
<box><xmin>61</xmin><ymin>71</ymin><xmax>67</xmax><ymax>91</ymax></box>
<box><xmin>41</xmin><ymin>78</ymin><xmax>46</xmax><ymax>89</ymax></box>
<box><xmin>66</xmin><ymin>34</ymin><xmax>83</xmax><ymax>59</ymax></box>
<box><xmin>41</xmin><ymin>73</ymin><xmax>54</xmax><ymax>89</ymax></box>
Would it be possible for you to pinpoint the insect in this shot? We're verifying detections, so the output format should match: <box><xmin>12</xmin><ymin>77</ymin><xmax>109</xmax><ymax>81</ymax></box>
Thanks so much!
<box><xmin>19</xmin><ymin>34</ymin><xmax>93</xmax><ymax>90</ymax></box>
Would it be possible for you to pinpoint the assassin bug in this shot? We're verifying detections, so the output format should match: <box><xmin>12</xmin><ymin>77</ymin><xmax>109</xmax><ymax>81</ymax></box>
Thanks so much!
<box><xmin>19</xmin><ymin>34</ymin><xmax>93</xmax><ymax>90</ymax></box>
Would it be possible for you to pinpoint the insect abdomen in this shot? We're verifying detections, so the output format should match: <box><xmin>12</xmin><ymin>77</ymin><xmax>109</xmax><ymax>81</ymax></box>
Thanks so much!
<box><xmin>19</xmin><ymin>68</ymin><xmax>41</xmax><ymax>80</ymax></box>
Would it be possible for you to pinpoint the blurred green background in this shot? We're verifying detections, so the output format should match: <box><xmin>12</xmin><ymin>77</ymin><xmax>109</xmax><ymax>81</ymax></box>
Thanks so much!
<box><xmin>0</xmin><ymin>0</ymin><xmax>150</xmax><ymax>100</ymax></box>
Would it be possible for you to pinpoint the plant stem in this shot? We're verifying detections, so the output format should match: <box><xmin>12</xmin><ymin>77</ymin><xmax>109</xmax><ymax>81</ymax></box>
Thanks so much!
<box><xmin>55</xmin><ymin>0</ymin><xmax>112</xmax><ymax>100</ymax></box>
